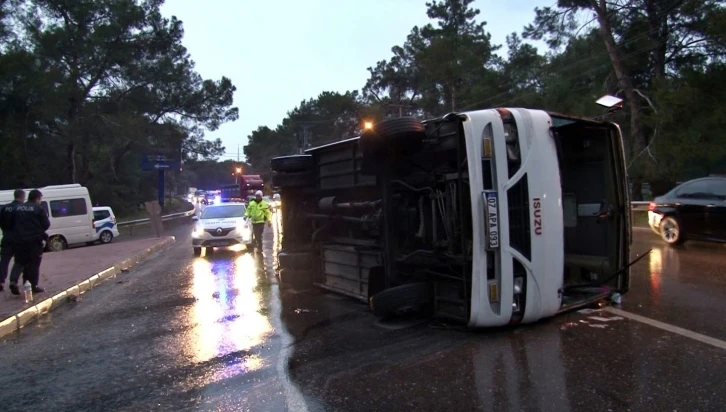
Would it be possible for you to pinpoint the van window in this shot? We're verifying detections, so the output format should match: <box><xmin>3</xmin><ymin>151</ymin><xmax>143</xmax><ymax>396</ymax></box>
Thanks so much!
<box><xmin>41</xmin><ymin>201</ymin><xmax>49</xmax><ymax>216</ymax></box>
<box><xmin>93</xmin><ymin>210</ymin><xmax>111</xmax><ymax>221</ymax></box>
<box><xmin>50</xmin><ymin>198</ymin><xmax>88</xmax><ymax>218</ymax></box>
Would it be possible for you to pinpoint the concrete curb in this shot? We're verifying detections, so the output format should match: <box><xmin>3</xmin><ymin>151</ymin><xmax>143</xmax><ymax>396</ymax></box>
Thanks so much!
<box><xmin>0</xmin><ymin>236</ymin><xmax>175</xmax><ymax>340</ymax></box>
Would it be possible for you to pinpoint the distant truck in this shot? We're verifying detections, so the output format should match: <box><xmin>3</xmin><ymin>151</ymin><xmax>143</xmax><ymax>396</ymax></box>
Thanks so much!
<box><xmin>220</xmin><ymin>175</ymin><xmax>264</xmax><ymax>203</ymax></box>
<box><xmin>271</xmin><ymin>108</ymin><xmax>632</xmax><ymax>327</ymax></box>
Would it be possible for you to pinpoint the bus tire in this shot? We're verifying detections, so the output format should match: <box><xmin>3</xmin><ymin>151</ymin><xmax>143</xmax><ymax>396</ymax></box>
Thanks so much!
<box><xmin>279</xmin><ymin>268</ymin><xmax>314</xmax><ymax>290</ymax></box>
<box><xmin>370</xmin><ymin>282</ymin><xmax>433</xmax><ymax>319</ymax></box>
<box><xmin>374</xmin><ymin>116</ymin><xmax>425</xmax><ymax>141</ymax></box>
<box><xmin>278</xmin><ymin>251</ymin><xmax>313</xmax><ymax>270</ymax></box>
<box><xmin>271</xmin><ymin>172</ymin><xmax>314</xmax><ymax>189</ymax></box>
<box><xmin>271</xmin><ymin>155</ymin><xmax>314</xmax><ymax>173</ymax></box>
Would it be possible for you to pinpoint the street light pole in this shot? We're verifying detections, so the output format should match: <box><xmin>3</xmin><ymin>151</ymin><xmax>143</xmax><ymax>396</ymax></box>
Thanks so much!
<box><xmin>235</xmin><ymin>167</ymin><xmax>242</xmax><ymax>184</ymax></box>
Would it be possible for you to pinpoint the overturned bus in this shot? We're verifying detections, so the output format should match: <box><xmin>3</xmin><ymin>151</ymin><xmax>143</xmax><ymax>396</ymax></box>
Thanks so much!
<box><xmin>272</xmin><ymin>108</ymin><xmax>631</xmax><ymax>327</ymax></box>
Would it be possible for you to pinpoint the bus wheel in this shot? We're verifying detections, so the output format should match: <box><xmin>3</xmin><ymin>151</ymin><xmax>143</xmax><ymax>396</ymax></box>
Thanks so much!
<box><xmin>370</xmin><ymin>282</ymin><xmax>433</xmax><ymax>319</ymax></box>
<box><xmin>361</xmin><ymin>117</ymin><xmax>425</xmax><ymax>158</ymax></box>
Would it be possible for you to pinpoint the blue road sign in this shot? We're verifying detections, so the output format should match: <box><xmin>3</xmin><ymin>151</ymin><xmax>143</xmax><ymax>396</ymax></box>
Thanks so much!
<box><xmin>141</xmin><ymin>152</ymin><xmax>181</xmax><ymax>209</ymax></box>
<box><xmin>141</xmin><ymin>153</ymin><xmax>181</xmax><ymax>171</ymax></box>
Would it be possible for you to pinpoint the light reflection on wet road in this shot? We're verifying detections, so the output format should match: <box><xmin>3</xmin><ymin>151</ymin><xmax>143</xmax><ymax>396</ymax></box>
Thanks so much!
<box><xmin>0</xmin><ymin>218</ymin><xmax>723</xmax><ymax>411</ymax></box>
<box><xmin>627</xmin><ymin>229</ymin><xmax>726</xmax><ymax>340</ymax></box>
<box><xmin>187</xmin><ymin>254</ymin><xmax>271</xmax><ymax>378</ymax></box>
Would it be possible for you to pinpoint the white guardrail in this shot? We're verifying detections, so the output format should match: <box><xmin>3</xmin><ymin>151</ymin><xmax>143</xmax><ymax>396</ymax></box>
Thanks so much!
<box><xmin>630</xmin><ymin>201</ymin><xmax>651</xmax><ymax>211</ymax></box>
<box><xmin>117</xmin><ymin>208</ymin><xmax>196</xmax><ymax>229</ymax></box>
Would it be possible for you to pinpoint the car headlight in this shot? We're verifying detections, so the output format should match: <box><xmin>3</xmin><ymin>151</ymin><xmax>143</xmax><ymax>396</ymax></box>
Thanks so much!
<box><xmin>238</xmin><ymin>221</ymin><xmax>251</xmax><ymax>240</ymax></box>
<box><xmin>192</xmin><ymin>224</ymin><xmax>203</xmax><ymax>237</ymax></box>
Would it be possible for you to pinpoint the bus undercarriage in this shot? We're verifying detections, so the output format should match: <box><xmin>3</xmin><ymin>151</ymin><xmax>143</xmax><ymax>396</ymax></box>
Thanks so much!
<box><xmin>272</xmin><ymin>109</ymin><xmax>630</xmax><ymax>326</ymax></box>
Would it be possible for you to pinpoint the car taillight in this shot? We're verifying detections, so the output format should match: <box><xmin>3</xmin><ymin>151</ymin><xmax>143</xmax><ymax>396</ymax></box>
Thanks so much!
<box><xmin>648</xmin><ymin>202</ymin><xmax>656</xmax><ymax>211</ymax></box>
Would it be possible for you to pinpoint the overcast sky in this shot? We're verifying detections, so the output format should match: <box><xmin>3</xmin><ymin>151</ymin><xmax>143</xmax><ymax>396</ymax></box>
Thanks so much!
<box><xmin>160</xmin><ymin>0</ymin><xmax>543</xmax><ymax>161</ymax></box>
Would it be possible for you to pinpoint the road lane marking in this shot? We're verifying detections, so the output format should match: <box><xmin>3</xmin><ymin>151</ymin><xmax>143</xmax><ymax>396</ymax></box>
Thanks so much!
<box><xmin>603</xmin><ymin>307</ymin><xmax>726</xmax><ymax>350</ymax></box>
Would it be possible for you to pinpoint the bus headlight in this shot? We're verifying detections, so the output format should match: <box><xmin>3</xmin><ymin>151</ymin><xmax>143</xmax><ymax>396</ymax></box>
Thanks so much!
<box><xmin>513</xmin><ymin>277</ymin><xmax>524</xmax><ymax>294</ymax></box>
<box><xmin>504</xmin><ymin>123</ymin><xmax>520</xmax><ymax>161</ymax></box>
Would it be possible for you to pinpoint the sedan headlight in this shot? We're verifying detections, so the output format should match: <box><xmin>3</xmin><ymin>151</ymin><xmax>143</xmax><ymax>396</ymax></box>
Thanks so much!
<box><xmin>238</xmin><ymin>221</ymin><xmax>251</xmax><ymax>240</ymax></box>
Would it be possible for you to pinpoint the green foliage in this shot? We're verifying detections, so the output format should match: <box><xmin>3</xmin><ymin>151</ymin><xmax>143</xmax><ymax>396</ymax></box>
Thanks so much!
<box><xmin>244</xmin><ymin>91</ymin><xmax>364</xmax><ymax>180</ymax></box>
<box><xmin>182</xmin><ymin>159</ymin><xmax>248</xmax><ymax>190</ymax></box>
<box><xmin>244</xmin><ymin>0</ymin><xmax>726</xmax><ymax>197</ymax></box>
<box><xmin>0</xmin><ymin>0</ymin><xmax>238</xmax><ymax>212</ymax></box>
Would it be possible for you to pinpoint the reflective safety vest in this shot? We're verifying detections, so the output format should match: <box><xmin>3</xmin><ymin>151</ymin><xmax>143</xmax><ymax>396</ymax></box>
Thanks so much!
<box><xmin>245</xmin><ymin>199</ymin><xmax>271</xmax><ymax>224</ymax></box>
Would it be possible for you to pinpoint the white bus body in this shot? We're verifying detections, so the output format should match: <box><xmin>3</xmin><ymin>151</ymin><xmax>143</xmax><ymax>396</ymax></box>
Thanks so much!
<box><xmin>273</xmin><ymin>108</ymin><xmax>631</xmax><ymax>327</ymax></box>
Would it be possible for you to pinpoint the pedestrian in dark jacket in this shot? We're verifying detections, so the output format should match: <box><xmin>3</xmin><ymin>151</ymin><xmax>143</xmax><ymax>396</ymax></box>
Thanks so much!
<box><xmin>8</xmin><ymin>189</ymin><xmax>50</xmax><ymax>295</ymax></box>
<box><xmin>0</xmin><ymin>189</ymin><xmax>26</xmax><ymax>291</ymax></box>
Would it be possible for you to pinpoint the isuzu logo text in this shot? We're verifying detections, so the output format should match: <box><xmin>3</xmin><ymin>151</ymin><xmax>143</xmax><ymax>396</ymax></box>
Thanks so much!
<box><xmin>533</xmin><ymin>197</ymin><xmax>542</xmax><ymax>235</ymax></box>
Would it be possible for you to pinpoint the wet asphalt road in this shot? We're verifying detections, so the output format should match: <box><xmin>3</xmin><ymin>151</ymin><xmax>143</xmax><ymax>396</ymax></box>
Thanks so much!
<box><xmin>0</xmin><ymin>218</ymin><xmax>724</xmax><ymax>411</ymax></box>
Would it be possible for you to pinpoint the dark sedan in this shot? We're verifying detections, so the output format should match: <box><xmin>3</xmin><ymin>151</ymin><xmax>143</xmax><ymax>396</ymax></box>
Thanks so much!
<box><xmin>648</xmin><ymin>176</ymin><xmax>726</xmax><ymax>245</ymax></box>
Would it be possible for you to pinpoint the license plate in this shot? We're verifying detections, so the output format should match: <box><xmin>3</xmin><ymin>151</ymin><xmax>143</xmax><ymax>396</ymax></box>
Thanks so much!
<box><xmin>483</xmin><ymin>191</ymin><xmax>500</xmax><ymax>249</ymax></box>
<box><xmin>208</xmin><ymin>241</ymin><xmax>229</xmax><ymax>247</ymax></box>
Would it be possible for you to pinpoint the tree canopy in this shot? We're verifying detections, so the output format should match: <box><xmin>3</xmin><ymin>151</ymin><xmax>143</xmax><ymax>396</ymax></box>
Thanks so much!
<box><xmin>3</xmin><ymin>0</ymin><xmax>724</xmax><ymax>205</ymax></box>
<box><xmin>244</xmin><ymin>0</ymin><xmax>726</xmax><ymax>198</ymax></box>
<box><xmin>0</xmin><ymin>0</ymin><xmax>238</xmax><ymax>215</ymax></box>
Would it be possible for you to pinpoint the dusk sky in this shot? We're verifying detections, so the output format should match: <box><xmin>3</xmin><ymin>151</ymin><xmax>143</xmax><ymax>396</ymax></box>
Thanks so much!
<box><xmin>160</xmin><ymin>0</ymin><xmax>544</xmax><ymax>161</ymax></box>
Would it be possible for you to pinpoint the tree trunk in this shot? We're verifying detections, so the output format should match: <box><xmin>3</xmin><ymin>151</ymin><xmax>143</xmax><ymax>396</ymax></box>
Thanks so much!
<box><xmin>592</xmin><ymin>0</ymin><xmax>649</xmax><ymax>199</ymax></box>
<box><xmin>643</xmin><ymin>0</ymin><xmax>669</xmax><ymax>81</ymax></box>
<box><xmin>66</xmin><ymin>93</ymin><xmax>82</xmax><ymax>184</ymax></box>
<box><xmin>66</xmin><ymin>143</ymin><xmax>76</xmax><ymax>184</ymax></box>
<box><xmin>450</xmin><ymin>86</ymin><xmax>456</xmax><ymax>112</ymax></box>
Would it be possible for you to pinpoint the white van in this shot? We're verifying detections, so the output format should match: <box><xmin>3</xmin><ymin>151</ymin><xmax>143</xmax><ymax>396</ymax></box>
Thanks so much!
<box><xmin>92</xmin><ymin>206</ymin><xmax>120</xmax><ymax>244</ymax></box>
<box><xmin>0</xmin><ymin>184</ymin><xmax>95</xmax><ymax>251</ymax></box>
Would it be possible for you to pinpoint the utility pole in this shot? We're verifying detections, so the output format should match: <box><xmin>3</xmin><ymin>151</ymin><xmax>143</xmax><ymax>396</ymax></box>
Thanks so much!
<box><xmin>388</xmin><ymin>103</ymin><xmax>411</xmax><ymax>117</ymax></box>
<box><xmin>235</xmin><ymin>144</ymin><xmax>240</xmax><ymax>184</ymax></box>
<box><xmin>298</xmin><ymin>123</ymin><xmax>313</xmax><ymax>154</ymax></box>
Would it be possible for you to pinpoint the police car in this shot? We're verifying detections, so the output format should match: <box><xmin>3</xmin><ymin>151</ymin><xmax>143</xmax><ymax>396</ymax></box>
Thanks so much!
<box><xmin>191</xmin><ymin>203</ymin><xmax>253</xmax><ymax>255</ymax></box>
<box><xmin>92</xmin><ymin>206</ymin><xmax>119</xmax><ymax>244</ymax></box>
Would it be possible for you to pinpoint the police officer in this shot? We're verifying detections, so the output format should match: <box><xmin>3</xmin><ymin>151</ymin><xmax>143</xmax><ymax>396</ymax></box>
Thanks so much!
<box><xmin>8</xmin><ymin>189</ymin><xmax>50</xmax><ymax>295</ymax></box>
<box><xmin>0</xmin><ymin>189</ymin><xmax>26</xmax><ymax>291</ymax></box>
<box><xmin>244</xmin><ymin>190</ymin><xmax>272</xmax><ymax>252</ymax></box>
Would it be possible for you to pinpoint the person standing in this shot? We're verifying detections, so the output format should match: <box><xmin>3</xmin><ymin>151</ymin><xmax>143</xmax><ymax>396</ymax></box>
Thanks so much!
<box><xmin>0</xmin><ymin>189</ymin><xmax>26</xmax><ymax>291</ymax></box>
<box><xmin>244</xmin><ymin>190</ymin><xmax>272</xmax><ymax>252</ymax></box>
<box><xmin>8</xmin><ymin>189</ymin><xmax>50</xmax><ymax>295</ymax></box>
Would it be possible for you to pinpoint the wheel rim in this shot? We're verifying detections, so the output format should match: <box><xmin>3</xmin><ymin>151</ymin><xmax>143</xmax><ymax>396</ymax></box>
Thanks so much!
<box><xmin>101</xmin><ymin>232</ymin><xmax>112</xmax><ymax>243</ymax></box>
<box><xmin>662</xmin><ymin>219</ymin><xmax>679</xmax><ymax>243</ymax></box>
<box><xmin>50</xmin><ymin>238</ymin><xmax>64</xmax><ymax>251</ymax></box>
